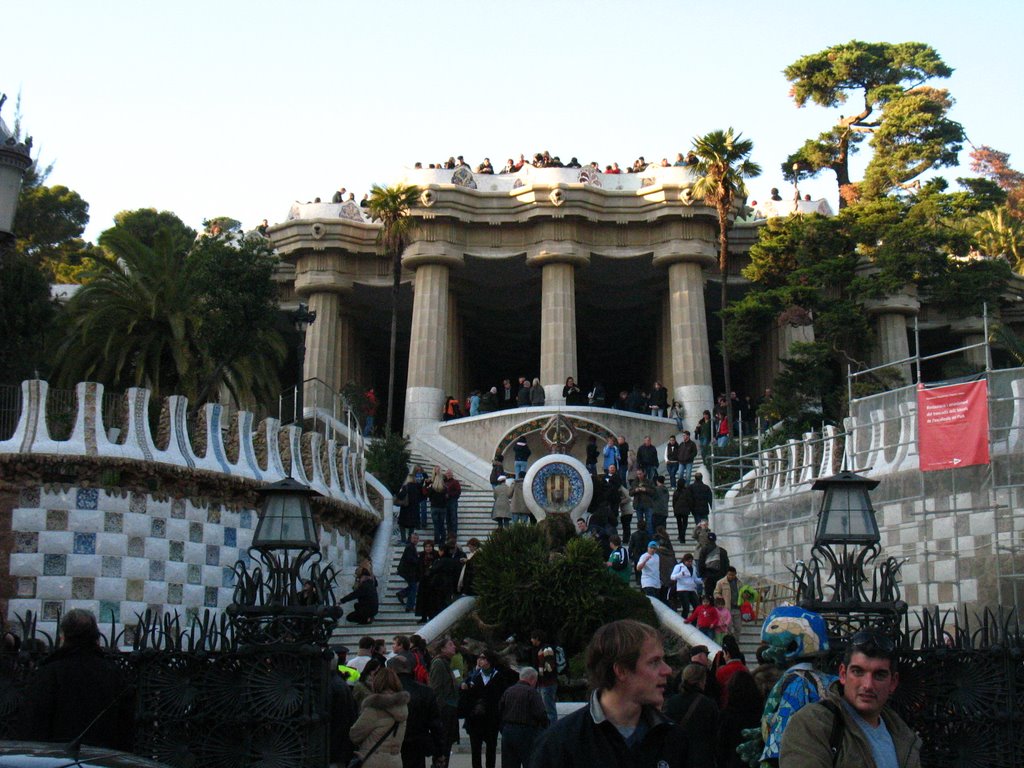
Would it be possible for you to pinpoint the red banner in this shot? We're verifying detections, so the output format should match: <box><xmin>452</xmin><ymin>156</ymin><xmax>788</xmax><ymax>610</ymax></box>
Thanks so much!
<box><xmin>917</xmin><ymin>380</ymin><xmax>990</xmax><ymax>472</ymax></box>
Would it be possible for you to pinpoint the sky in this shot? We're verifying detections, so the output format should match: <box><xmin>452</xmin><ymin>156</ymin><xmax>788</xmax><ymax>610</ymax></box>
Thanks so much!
<box><xmin>3</xmin><ymin>0</ymin><xmax>1022</xmax><ymax>242</ymax></box>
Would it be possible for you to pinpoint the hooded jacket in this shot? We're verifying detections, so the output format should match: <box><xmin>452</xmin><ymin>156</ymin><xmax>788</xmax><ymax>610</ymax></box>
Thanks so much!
<box><xmin>350</xmin><ymin>690</ymin><xmax>410</xmax><ymax>768</ymax></box>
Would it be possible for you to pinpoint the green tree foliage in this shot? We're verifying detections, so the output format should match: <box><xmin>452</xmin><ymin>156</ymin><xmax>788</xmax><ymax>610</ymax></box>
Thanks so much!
<box><xmin>367</xmin><ymin>184</ymin><xmax>419</xmax><ymax>434</ymax></box>
<box><xmin>53</xmin><ymin>225</ymin><xmax>285</xmax><ymax>408</ymax></box>
<box><xmin>473</xmin><ymin>522</ymin><xmax>655</xmax><ymax>656</ymax></box>
<box><xmin>111</xmin><ymin>208</ymin><xmax>197</xmax><ymax>253</ymax></box>
<box><xmin>690</xmin><ymin>128</ymin><xmax>761</xmax><ymax>425</ymax></box>
<box><xmin>365</xmin><ymin>432</ymin><xmax>411</xmax><ymax>493</ymax></box>
<box><xmin>783</xmin><ymin>41</ymin><xmax>963</xmax><ymax>206</ymax></box>
<box><xmin>0</xmin><ymin>254</ymin><xmax>57</xmax><ymax>384</ymax></box>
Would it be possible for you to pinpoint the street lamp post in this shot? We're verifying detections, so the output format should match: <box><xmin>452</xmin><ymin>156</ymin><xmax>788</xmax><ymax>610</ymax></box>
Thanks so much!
<box><xmin>290</xmin><ymin>302</ymin><xmax>317</xmax><ymax>424</ymax></box>
<box><xmin>0</xmin><ymin>93</ymin><xmax>34</xmax><ymax>261</ymax></box>
<box><xmin>791</xmin><ymin>470</ymin><xmax>906</xmax><ymax>641</ymax></box>
<box><xmin>227</xmin><ymin>477</ymin><xmax>341</xmax><ymax>645</ymax></box>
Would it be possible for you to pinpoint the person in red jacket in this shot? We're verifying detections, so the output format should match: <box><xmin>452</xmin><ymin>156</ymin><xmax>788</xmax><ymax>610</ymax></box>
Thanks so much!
<box><xmin>685</xmin><ymin>594</ymin><xmax>719</xmax><ymax>639</ymax></box>
<box><xmin>363</xmin><ymin>388</ymin><xmax>378</xmax><ymax>436</ymax></box>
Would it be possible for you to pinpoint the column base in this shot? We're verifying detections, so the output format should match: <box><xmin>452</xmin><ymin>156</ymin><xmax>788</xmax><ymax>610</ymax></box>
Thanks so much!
<box><xmin>404</xmin><ymin>387</ymin><xmax>445</xmax><ymax>436</ymax></box>
<box><xmin>544</xmin><ymin>384</ymin><xmax>566</xmax><ymax>406</ymax></box>
<box><xmin>674</xmin><ymin>384</ymin><xmax>714</xmax><ymax>432</ymax></box>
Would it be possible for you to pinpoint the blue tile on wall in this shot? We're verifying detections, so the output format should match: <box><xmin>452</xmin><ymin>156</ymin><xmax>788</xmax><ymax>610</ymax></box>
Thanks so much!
<box><xmin>99</xmin><ymin>600</ymin><xmax>121</xmax><ymax>623</ymax></box>
<box><xmin>239</xmin><ymin>510</ymin><xmax>252</xmax><ymax>529</ymax></box>
<box><xmin>169</xmin><ymin>541</ymin><xmax>184</xmax><ymax>562</ymax></box>
<box><xmin>149</xmin><ymin>560</ymin><xmax>165</xmax><ymax>581</ymax></box>
<box><xmin>167</xmin><ymin>583</ymin><xmax>183</xmax><ymax>605</ymax></box>
<box><xmin>205</xmin><ymin>545</ymin><xmax>219</xmax><ymax>566</ymax></box>
<box><xmin>150</xmin><ymin>518</ymin><xmax>166</xmax><ymax>538</ymax></box>
<box><xmin>187</xmin><ymin>564</ymin><xmax>202</xmax><ymax>585</ymax></box>
<box><xmin>76</xmin><ymin>488</ymin><xmax>99</xmax><ymax>510</ymax></box>
<box><xmin>171</xmin><ymin>499</ymin><xmax>186</xmax><ymax>519</ymax></box>
<box><xmin>221</xmin><ymin>567</ymin><xmax>236</xmax><ymax>588</ymax></box>
<box><xmin>43</xmin><ymin>554</ymin><xmax>66</xmax><ymax>576</ymax></box>
<box><xmin>14</xmin><ymin>532</ymin><xmax>38</xmax><ymax>553</ymax></box>
<box><xmin>46</xmin><ymin>509</ymin><xmax>68</xmax><ymax>530</ymax></box>
<box><xmin>101</xmin><ymin>556</ymin><xmax>122</xmax><ymax>577</ymax></box>
<box><xmin>73</xmin><ymin>532</ymin><xmax>96</xmax><ymax>555</ymax></box>
<box><xmin>104</xmin><ymin>512</ymin><xmax>123</xmax><ymax>533</ymax></box>
<box><xmin>224</xmin><ymin>527</ymin><xmax>237</xmax><ymax>547</ymax></box>
<box><xmin>204</xmin><ymin>587</ymin><xmax>218</xmax><ymax>607</ymax></box>
<box><xmin>189</xmin><ymin>523</ymin><xmax>203</xmax><ymax>543</ymax></box>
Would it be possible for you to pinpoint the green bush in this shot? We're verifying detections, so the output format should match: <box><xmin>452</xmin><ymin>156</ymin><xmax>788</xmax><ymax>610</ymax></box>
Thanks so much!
<box><xmin>365</xmin><ymin>432</ymin><xmax>411</xmax><ymax>494</ymax></box>
<box><xmin>473</xmin><ymin>523</ymin><xmax>656</xmax><ymax>656</ymax></box>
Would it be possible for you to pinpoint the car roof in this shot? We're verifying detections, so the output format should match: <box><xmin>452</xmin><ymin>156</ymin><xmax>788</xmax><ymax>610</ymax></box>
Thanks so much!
<box><xmin>0</xmin><ymin>742</ymin><xmax>172</xmax><ymax>768</ymax></box>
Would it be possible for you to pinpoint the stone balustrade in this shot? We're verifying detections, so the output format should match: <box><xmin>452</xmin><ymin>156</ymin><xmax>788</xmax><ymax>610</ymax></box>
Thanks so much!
<box><xmin>721</xmin><ymin>367</ymin><xmax>1024</xmax><ymax>502</ymax></box>
<box><xmin>0</xmin><ymin>380</ymin><xmax>373</xmax><ymax>512</ymax></box>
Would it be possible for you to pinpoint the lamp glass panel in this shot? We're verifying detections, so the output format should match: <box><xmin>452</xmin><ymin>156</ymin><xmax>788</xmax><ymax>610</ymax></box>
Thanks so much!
<box><xmin>254</xmin><ymin>494</ymin><xmax>316</xmax><ymax>547</ymax></box>
<box><xmin>821</xmin><ymin>486</ymin><xmax>875</xmax><ymax>539</ymax></box>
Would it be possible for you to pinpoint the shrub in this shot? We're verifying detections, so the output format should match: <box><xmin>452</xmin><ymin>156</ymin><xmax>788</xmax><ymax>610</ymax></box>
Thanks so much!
<box><xmin>473</xmin><ymin>522</ymin><xmax>656</xmax><ymax>657</ymax></box>
<box><xmin>365</xmin><ymin>432</ymin><xmax>410</xmax><ymax>494</ymax></box>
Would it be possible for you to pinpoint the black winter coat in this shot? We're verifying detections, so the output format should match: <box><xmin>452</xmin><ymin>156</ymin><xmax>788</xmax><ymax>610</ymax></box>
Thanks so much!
<box><xmin>397</xmin><ymin>673</ymin><xmax>445</xmax><ymax>758</ymax></box>
<box><xmin>21</xmin><ymin>643</ymin><xmax>133</xmax><ymax>749</ymax></box>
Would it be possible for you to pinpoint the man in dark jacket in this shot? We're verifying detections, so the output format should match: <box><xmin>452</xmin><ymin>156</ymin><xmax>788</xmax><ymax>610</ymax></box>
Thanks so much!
<box><xmin>672</xmin><ymin>480</ymin><xmax>694</xmax><ymax>544</ymax></box>
<box><xmin>689</xmin><ymin>472</ymin><xmax>712</xmax><ymax>526</ymax></box>
<box><xmin>698</xmin><ymin>532</ymin><xmax>729</xmax><ymax>598</ymax></box>
<box><xmin>339</xmin><ymin>568</ymin><xmax>379</xmax><ymax>624</ymax></box>
<box><xmin>677</xmin><ymin>431</ymin><xmax>699</xmax><ymax>486</ymax></box>
<box><xmin>21</xmin><ymin>609</ymin><xmax>133</xmax><ymax>749</ymax></box>
<box><xmin>499</xmin><ymin>667</ymin><xmax>549</xmax><ymax>768</ymax></box>
<box><xmin>663</xmin><ymin>663</ymin><xmax>719</xmax><ymax>768</ymax></box>
<box><xmin>387</xmin><ymin>654</ymin><xmax>445</xmax><ymax>768</ymax></box>
<box><xmin>328</xmin><ymin>646</ymin><xmax>358</xmax><ymax>764</ymax></box>
<box><xmin>529</xmin><ymin>619</ymin><xmax>686</xmax><ymax>768</ymax></box>
<box><xmin>636</xmin><ymin>436</ymin><xmax>659</xmax><ymax>480</ymax></box>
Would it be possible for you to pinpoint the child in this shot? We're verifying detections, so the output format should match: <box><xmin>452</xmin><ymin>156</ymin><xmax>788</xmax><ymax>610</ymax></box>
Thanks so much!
<box><xmin>686</xmin><ymin>594</ymin><xmax>719</xmax><ymax>639</ymax></box>
<box><xmin>713</xmin><ymin>596</ymin><xmax>733</xmax><ymax>643</ymax></box>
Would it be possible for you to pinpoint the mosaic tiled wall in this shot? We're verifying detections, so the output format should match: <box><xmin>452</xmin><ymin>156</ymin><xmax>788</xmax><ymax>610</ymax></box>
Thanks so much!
<box><xmin>6</xmin><ymin>484</ymin><xmax>359</xmax><ymax>640</ymax></box>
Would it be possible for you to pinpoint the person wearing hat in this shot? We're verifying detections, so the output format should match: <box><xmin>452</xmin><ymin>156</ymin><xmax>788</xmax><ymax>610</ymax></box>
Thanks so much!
<box><xmin>699</xmin><ymin>532</ymin><xmax>730</xmax><ymax>597</ymax></box>
<box><xmin>334</xmin><ymin>645</ymin><xmax>361</xmax><ymax>685</ymax></box>
<box><xmin>385</xmin><ymin>654</ymin><xmax>445</xmax><ymax>767</ymax></box>
<box><xmin>492</xmin><ymin>474</ymin><xmax>514</xmax><ymax>529</ymax></box>
<box><xmin>635</xmin><ymin>540</ymin><xmax>662</xmax><ymax>598</ymax></box>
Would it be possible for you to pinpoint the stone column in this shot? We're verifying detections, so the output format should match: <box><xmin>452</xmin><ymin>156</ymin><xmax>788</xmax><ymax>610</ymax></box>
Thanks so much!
<box><xmin>404</xmin><ymin>261</ymin><xmax>453</xmax><ymax>435</ymax></box>
<box><xmin>951</xmin><ymin>316</ymin><xmax>988</xmax><ymax>370</ymax></box>
<box><xmin>303</xmin><ymin>292</ymin><xmax>341</xmax><ymax>412</ymax></box>
<box><xmin>663</xmin><ymin>257</ymin><xmax>715</xmax><ymax>428</ymax></box>
<box><xmin>530</xmin><ymin>247</ymin><xmax>586</xmax><ymax>405</ymax></box>
<box><xmin>866</xmin><ymin>288</ymin><xmax>920</xmax><ymax>384</ymax></box>
<box><xmin>660</xmin><ymin>293</ymin><xmax>673</xmax><ymax>393</ymax></box>
<box><xmin>335</xmin><ymin>309</ymin><xmax>361</xmax><ymax>391</ymax></box>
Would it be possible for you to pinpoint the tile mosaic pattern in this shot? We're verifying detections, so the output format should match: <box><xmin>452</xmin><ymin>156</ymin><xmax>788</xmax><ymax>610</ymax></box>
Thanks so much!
<box><xmin>7</xmin><ymin>484</ymin><xmax>360</xmax><ymax>637</ymax></box>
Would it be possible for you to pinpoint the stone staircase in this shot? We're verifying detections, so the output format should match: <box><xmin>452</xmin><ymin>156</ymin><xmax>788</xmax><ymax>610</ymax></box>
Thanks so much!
<box><xmin>329</xmin><ymin>452</ymin><xmax>496</xmax><ymax>649</ymax></box>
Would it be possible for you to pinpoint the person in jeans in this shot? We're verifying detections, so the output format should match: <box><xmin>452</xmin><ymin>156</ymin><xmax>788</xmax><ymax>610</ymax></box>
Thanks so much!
<box><xmin>498</xmin><ymin>666</ymin><xmax>549</xmax><ymax>768</ymax></box>
<box><xmin>530</xmin><ymin>630</ymin><xmax>559</xmax><ymax>725</ymax></box>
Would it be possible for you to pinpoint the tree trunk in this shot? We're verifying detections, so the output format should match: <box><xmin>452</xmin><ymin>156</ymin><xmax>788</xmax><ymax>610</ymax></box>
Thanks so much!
<box><xmin>385</xmin><ymin>252</ymin><xmax>400</xmax><ymax>435</ymax></box>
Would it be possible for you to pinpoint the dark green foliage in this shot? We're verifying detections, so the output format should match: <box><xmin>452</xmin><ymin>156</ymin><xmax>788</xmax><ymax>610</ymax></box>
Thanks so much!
<box><xmin>110</xmin><ymin>208</ymin><xmax>196</xmax><ymax>253</ymax></box>
<box><xmin>473</xmin><ymin>523</ymin><xmax>656</xmax><ymax>656</ymax></box>
<box><xmin>365</xmin><ymin>432</ymin><xmax>411</xmax><ymax>494</ymax></box>
<box><xmin>0</xmin><ymin>252</ymin><xmax>57</xmax><ymax>383</ymax></box>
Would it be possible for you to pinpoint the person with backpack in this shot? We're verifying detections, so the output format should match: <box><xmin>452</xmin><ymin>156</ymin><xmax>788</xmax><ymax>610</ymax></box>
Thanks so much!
<box><xmin>663</xmin><ymin>663</ymin><xmax>719</xmax><ymax>767</ymax></box>
<box><xmin>605</xmin><ymin>534</ymin><xmax>631</xmax><ymax>584</ymax></box>
<box><xmin>443</xmin><ymin>469</ymin><xmax>462</xmax><ymax>541</ymax></box>
<box><xmin>530</xmin><ymin>630</ymin><xmax>559</xmax><ymax>725</ymax></box>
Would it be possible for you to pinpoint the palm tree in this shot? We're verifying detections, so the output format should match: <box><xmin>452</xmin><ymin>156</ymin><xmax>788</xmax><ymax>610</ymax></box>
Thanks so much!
<box><xmin>54</xmin><ymin>227</ymin><xmax>285</xmax><ymax>408</ymax></box>
<box><xmin>690</xmin><ymin>128</ymin><xmax>762</xmax><ymax>434</ymax></box>
<box><xmin>367</xmin><ymin>183</ymin><xmax>419</xmax><ymax>435</ymax></box>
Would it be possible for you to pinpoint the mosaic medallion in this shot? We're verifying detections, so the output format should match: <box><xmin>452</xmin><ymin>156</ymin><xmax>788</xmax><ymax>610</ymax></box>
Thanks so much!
<box><xmin>523</xmin><ymin>454</ymin><xmax>593</xmax><ymax>520</ymax></box>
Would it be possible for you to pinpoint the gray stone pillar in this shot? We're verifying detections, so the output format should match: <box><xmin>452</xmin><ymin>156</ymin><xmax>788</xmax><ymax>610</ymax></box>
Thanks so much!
<box><xmin>335</xmin><ymin>309</ymin><xmax>361</xmax><ymax>391</ymax></box>
<box><xmin>530</xmin><ymin>248</ymin><xmax>586</xmax><ymax>405</ymax></box>
<box><xmin>951</xmin><ymin>316</ymin><xmax>988</xmax><ymax>370</ymax></box>
<box><xmin>405</xmin><ymin>263</ymin><xmax>450</xmax><ymax>434</ymax></box>
<box><xmin>303</xmin><ymin>291</ymin><xmax>340</xmax><ymax>415</ymax></box>
<box><xmin>665</xmin><ymin>259</ymin><xmax>714</xmax><ymax>427</ymax></box>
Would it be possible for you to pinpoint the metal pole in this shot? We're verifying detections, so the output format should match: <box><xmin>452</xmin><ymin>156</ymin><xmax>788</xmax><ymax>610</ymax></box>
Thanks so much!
<box><xmin>983</xmin><ymin>301</ymin><xmax>992</xmax><ymax>373</ymax></box>
<box><xmin>913</xmin><ymin>315</ymin><xmax>922</xmax><ymax>385</ymax></box>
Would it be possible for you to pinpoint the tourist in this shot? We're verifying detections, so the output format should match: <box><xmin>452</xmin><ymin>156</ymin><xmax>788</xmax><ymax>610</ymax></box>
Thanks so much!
<box><xmin>517</xmin><ymin>378</ymin><xmax>531</xmax><ymax>407</ymax></box>
<box><xmin>686</xmin><ymin>595</ymin><xmax>719</xmax><ymax>639</ymax></box>
<box><xmin>477</xmin><ymin>158</ymin><xmax>494</xmax><ymax>174</ymax></box>
<box><xmin>663</xmin><ymin>663</ymin><xmax>719</xmax><ymax>766</ymax></box>
<box><xmin>696</xmin><ymin>411</ymin><xmax>713</xmax><ymax>461</ymax></box>
<box><xmin>396</xmin><ymin>473</ymin><xmax>421</xmax><ymax>543</ymax></box>
<box><xmin>498</xmin><ymin>666</ymin><xmax>549</xmax><ymax>768</ymax></box>
<box><xmin>698</xmin><ymin>532</ymin><xmax>729</xmax><ymax>597</ymax></box>
<box><xmin>636</xmin><ymin>540</ymin><xmax>662</xmax><ymax>599</ymax></box>
<box><xmin>396</xmin><ymin>533</ymin><xmax>420</xmax><ymax>612</ymax></box>
<box><xmin>332</xmin><ymin>186</ymin><xmax>347</xmax><ymax>203</ymax></box>
<box><xmin>780</xmin><ymin>629</ymin><xmax>920</xmax><ymax>767</ymax></box>
<box><xmin>480</xmin><ymin>386</ymin><xmax>498</xmax><ymax>413</ymax></box>
<box><xmin>528</xmin><ymin>620</ymin><xmax>681</xmax><ymax>767</ymax></box>
<box><xmin>460</xmin><ymin>651</ymin><xmax>514</xmax><ymax>768</ymax></box>
<box><xmin>716</xmin><ymin>411</ymin><xmax>730</xmax><ymax>448</ymax></box>
<box><xmin>669</xmin><ymin>400</ymin><xmax>684</xmax><ymax>431</ymax></box>
<box><xmin>340</xmin><ymin>568</ymin><xmax>379</xmax><ymax>625</ymax></box>
<box><xmin>328</xmin><ymin>647</ymin><xmax>359</xmax><ymax>763</ymax></box>
<box><xmin>349</xmin><ymin>667</ymin><xmax>408</xmax><ymax>768</ymax></box>
<box><xmin>20</xmin><ymin>609</ymin><xmax>133</xmax><ymax>749</ymax></box>
<box><xmin>414</xmin><ymin>542</ymin><xmax>438</xmax><ymax>621</ymax></box>
<box><xmin>562</xmin><ymin>376</ymin><xmax>584</xmax><ymax>406</ymax></box>
<box><xmin>257</xmin><ymin>218</ymin><xmax>269</xmax><ymax>235</ymax></box>
<box><xmin>500</xmin><ymin>158</ymin><xmax>515</xmax><ymax>174</ymax></box>
<box><xmin>529</xmin><ymin>630</ymin><xmax>559</xmax><ymax>725</ymax></box>
<box><xmin>714</xmin><ymin>566</ymin><xmax>743</xmax><ymax>631</ymax></box>
<box><xmin>616</xmin><ymin>435</ymin><xmax>630</xmax><ymax>479</ymax></box>
<box><xmin>512</xmin><ymin>437</ymin><xmax>531</xmax><ymax>478</ymax></box>
<box><xmin>601</xmin><ymin>436</ymin><xmax>619</xmax><ymax>474</ymax></box>
<box><xmin>500</xmin><ymin>378</ymin><xmax>516</xmax><ymax>409</ymax></box>
<box><xmin>717</xmin><ymin>669</ymin><xmax>764</xmax><ymax>768</ymax></box>
<box><xmin>690</xmin><ymin>472</ymin><xmax>712</xmax><ymax>528</ymax></box>
<box><xmin>588</xmin><ymin>381</ymin><xmax>606</xmax><ymax>406</ymax></box>
<box><xmin>637</xmin><ymin>436</ymin><xmax>659</xmax><ymax>480</ymax></box>
<box><xmin>672</xmin><ymin>478</ymin><xmax>693</xmax><ymax>544</ymax></box>
<box><xmin>458</xmin><ymin>538</ymin><xmax>482</xmax><ymax>595</ymax></box>
<box><xmin>671</xmin><ymin>552</ymin><xmax>701</xmax><ymax>615</ymax></box>
<box><xmin>673</xmin><ymin>153</ymin><xmax>687</xmax><ymax>167</ymax></box>
<box><xmin>605</xmin><ymin>534</ymin><xmax>631</xmax><ymax>584</ymax></box>
<box><xmin>654</xmin><ymin>530</ymin><xmax>675</xmax><ymax>604</ymax></box>
<box><xmin>652</xmin><ymin>477</ymin><xmax>670</xmax><ymax>533</ymax></box>
<box><xmin>620</xmin><ymin>481</ymin><xmax>636</xmax><ymax>541</ymax></box>
<box><xmin>678</xmin><ymin>431</ymin><xmax>698</xmax><ymax>486</ymax></box>
<box><xmin>428</xmin><ymin>638</ymin><xmax>460</xmax><ymax>764</ymax></box>
<box><xmin>510</xmin><ymin>472</ymin><xmax>529</xmax><ymax>525</ymax></box>
<box><xmin>530</xmin><ymin>377</ymin><xmax>545</xmax><ymax>406</ymax></box>
<box><xmin>350</xmin><ymin>636</ymin><xmax>376</xmax><ymax>676</ymax></box>
<box><xmin>649</xmin><ymin>381</ymin><xmax>669</xmax><ymax>418</ymax></box>
<box><xmin>665</xmin><ymin>435</ymin><xmax>680</xmax><ymax>488</ymax></box>
<box><xmin>630</xmin><ymin>469</ymin><xmax>655</xmax><ymax>536</ymax></box>
<box><xmin>360</xmin><ymin>193</ymin><xmax>369</xmax><ymax>208</ymax></box>
<box><xmin>443</xmin><ymin>395</ymin><xmax>462</xmax><ymax>421</ymax></box>
<box><xmin>426</xmin><ymin>467</ymin><xmax>448</xmax><ymax>544</ymax></box>
<box><xmin>492</xmin><ymin>475</ymin><xmax>514</xmax><ymax>529</ymax></box>
<box><xmin>714</xmin><ymin>636</ymin><xmax>747</xmax><ymax>705</ymax></box>
<box><xmin>413</xmin><ymin>465</ymin><xmax>429</xmax><ymax>528</ymax></box>
<box><xmin>489</xmin><ymin>453</ymin><xmax>505</xmax><ymax>487</ymax></box>
<box><xmin>386</xmin><ymin>654</ymin><xmax>446</xmax><ymax>768</ymax></box>
<box><xmin>444</xmin><ymin>469</ymin><xmax>461</xmax><ymax>540</ymax></box>
<box><xmin>469</xmin><ymin>390</ymin><xmax>481</xmax><ymax>416</ymax></box>
<box><xmin>584</xmin><ymin>435</ymin><xmax>599</xmax><ymax>475</ymax></box>
<box><xmin>713</xmin><ymin>598</ymin><xmax>734</xmax><ymax>644</ymax></box>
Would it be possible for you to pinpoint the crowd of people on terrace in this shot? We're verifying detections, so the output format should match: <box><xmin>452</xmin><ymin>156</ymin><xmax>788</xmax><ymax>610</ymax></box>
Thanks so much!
<box><xmin>412</xmin><ymin>150</ymin><xmax>700</xmax><ymax>176</ymax></box>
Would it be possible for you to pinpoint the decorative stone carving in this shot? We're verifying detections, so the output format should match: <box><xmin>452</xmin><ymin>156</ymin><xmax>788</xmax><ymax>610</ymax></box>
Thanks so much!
<box><xmin>338</xmin><ymin>201</ymin><xmax>363</xmax><ymax>222</ymax></box>
<box><xmin>578</xmin><ymin>167</ymin><xmax>602</xmax><ymax>187</ymax></box>
<box><xmin>523</xmin><ymin>454</ymin><xmax>593</xmax><ymax>521</ymax></box>
<box><xmin>451</xmin><ymin>166</ymin><xmax>477</xmax><ymax>189</ymax></box>
<box><xmin>549</xmin><ymin>188</ymin><xmax>565</xmax><ymax>206</ymax></box>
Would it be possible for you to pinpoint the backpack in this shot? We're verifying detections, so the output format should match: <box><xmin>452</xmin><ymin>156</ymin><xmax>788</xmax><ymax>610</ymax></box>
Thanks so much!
<box><xmin>553</xmin><ymin>646</ymin><xmax>568</xmax><ymax>675</ymax></box>
<box><xmin>412</xmin><ymin>650</ymin><xmax>429</xmax><ymax>684</ymax></box>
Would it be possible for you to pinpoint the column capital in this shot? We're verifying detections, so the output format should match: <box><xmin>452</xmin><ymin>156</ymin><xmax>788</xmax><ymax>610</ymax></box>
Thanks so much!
<box><xmin>651</xmin><ymin>241</ymin><xmax>716</xmax><ymax>269</ymax></box>
<box><xmin>402</xmin><ymin>241</ymin><xmax>464</xmax><ymax>270</ymax></box>
<box><xmin>526</xmin><ymin>243</ymin><xmax>589</xmax><ymax>268</ymax></box>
